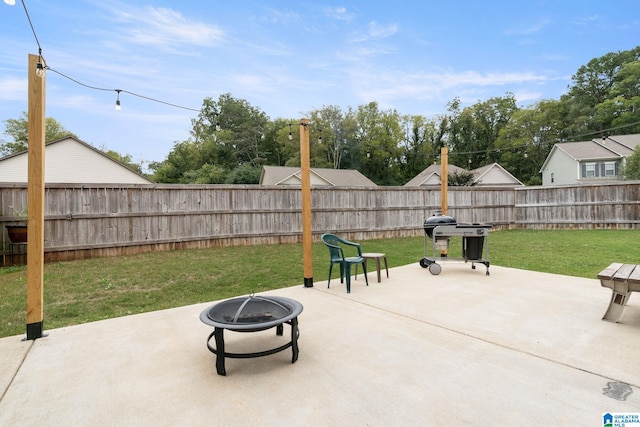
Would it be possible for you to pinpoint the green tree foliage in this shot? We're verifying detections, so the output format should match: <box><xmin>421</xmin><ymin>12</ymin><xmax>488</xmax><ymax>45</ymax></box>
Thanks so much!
<box><xmin>448</xmin><ymin>170</ymin><xmax>476</xmax><ymax>186</ymax></box>
<box><xmin>103</xmin><ymin>150</ymin><xmax>144</xmax><ymax>175</ymax></box>
<box><xmin>1</xmin><ymin>112</ymin><xmax>77</xmax><ymax>155</ymax></box>
<box><xmin>495</xmin><ymin>99</ymin><xmax>570</xmax><ymax>185</ymax></box>
<box><xmin>446</xmin><ymin>94</ymin><xmax>518</xmax><ymax>168</ymax></box>
<box><xmin>622</xmin><ymin>147</ymin><xmax>640</xmax><ymax>180</ymax></box>
<box><xmin>561</xmin><ymin>46</ymin><xmax>640</xmax><ymax>135</ymax></box>
<box><xmin>146</xmin><ymin>47</ymin><xmax>640</xmax><ymax>186</ymax></box>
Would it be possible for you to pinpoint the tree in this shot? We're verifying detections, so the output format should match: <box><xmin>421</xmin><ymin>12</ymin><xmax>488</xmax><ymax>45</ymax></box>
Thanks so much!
<box><xmin>398</xmin><ymin>114</ymin><xmax>441</xmax><ymax>183</ymax></box>
<box><xmin>351</xmin><ymin>102</ymin><xmax>404</xmax><ymax>185</ymax></box>
<box><xmin>103</xmin><ymin>150</ymin><xmax>145</xmax><ymax>175</ymax></box>
<box><xmin>446</xmin><ymin>94</ymin><xmax>518</xmax><ymax>168</ymax></box>
<box><xmin>152</xmin><ymin>94</ymin><xmax>271</xmax><ymax>184</ymax></box>
<box><xmin>1</xmin><ymin>112</ymin><xmax>77</xmax><ymax>155</ymax></box>
<box><xmin>562</xmin><ymin>46</ymin><xmax>640</xmax><ymax>134</ymax></box>
<box><xmin>448</xmin><ymin>170</ymin><xmax>476</xmax><ymax>186</ymax></box>
<box><xmin>622</xmin><ymin>147</ymin><xmax>640</xmax><ymax>180</ymax></box>
<box><xmin>495</xmin><ymin>99</ymin><xmax>570</xmax><ymax>185</ymax></box>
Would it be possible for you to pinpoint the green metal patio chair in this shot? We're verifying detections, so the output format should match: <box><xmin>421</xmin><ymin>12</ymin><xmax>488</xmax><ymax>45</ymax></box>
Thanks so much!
<box><xmin>321</xmin><ymin>233</ymin><xmax>368</xmax><ymax>293</ymax></box>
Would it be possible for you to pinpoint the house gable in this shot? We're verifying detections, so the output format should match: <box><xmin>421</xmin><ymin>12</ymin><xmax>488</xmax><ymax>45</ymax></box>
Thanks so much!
<box><xmin>260</xmin><ymin>166</ymin><xmax>376</xmax><ymax>186</ymax></box>
<box><xmin>473</xmin><ymin>163</ymin><xmax>523</xmax><ymax>186</ymax></box>
<box><xmin>405</xmin><ymin>163</ymin><xmax>522</xmax><ymax>186</ymax></box>
<box><xmin>0</xmin><ymin>136</ymin><xmax>152</xmax><ymax>184</ymax></box>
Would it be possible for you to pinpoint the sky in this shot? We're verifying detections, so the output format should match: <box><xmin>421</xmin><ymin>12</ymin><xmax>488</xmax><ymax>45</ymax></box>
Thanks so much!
<box><xmin>1</xmin><ymin>1</ymin><xmax>639</xmax><ymax>170</ymax></box>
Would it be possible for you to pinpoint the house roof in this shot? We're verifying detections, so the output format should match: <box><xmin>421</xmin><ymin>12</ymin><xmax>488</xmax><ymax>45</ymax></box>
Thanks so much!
<box><xmin>0</xmin><ymin>136</ymin><xmax>153</xmax><ymax>184</ymax></box>
<box><xmin>260</xmin><ymin>165</ymin><xmax>377</xmax><ymax>187</ymax></box>
<box><xmin>404</xmin><ymin>163</ymin><xmax>522</xmax><ymax>186</ymax></box>
<box><xmin>554</xmin><ymin>141</ymin><xmax>623</xmax><ymax>161</ymax></box>
<box><xmin>403</xmin><ymin>164</ymin><xmax>466</xmax><ymax>187</ymax></box>
<box><xmin>540</xmin><ymin>133</ymin><xmax>640</xmax><ymax>172</ymax></box>
<box><xmin>473</xmin><ymin>162</ymin><xmax>524</xmax><ymax>186</ymax></box>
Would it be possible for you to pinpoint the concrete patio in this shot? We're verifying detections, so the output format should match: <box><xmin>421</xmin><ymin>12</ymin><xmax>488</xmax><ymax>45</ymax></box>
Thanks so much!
<box><xmin>1</xmin><ymin>262</ymin><xmax>638</xmax><ymax>426</ymax></box>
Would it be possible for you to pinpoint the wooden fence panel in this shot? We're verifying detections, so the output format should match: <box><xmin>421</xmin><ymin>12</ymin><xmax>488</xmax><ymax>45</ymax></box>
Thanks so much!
<box><xmin>1</xmin><ymin>182</ymin><xmax>638</xmax><ymax>264</ymax></box>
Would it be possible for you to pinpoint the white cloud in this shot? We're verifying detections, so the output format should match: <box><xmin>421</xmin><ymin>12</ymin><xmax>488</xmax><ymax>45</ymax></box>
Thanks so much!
<box><xmin>0</xmin><ymin>77</ymin><xmax>26</xmax><ymax>101</ymax></box>
<box><xmin>325</xmin><ymin>7</ymin><xmax>353</xmax><ymax>21</ymax></box>
<box><xmin>506</xmin><ymin>19</ymin><xmax>551</xmax><ymax>35</ymax></box>
<box><xmin>368</xmin><ymin>21</ymin><xmax>398</xmax><ymax>39</ymax></box>
<box><xmin>103</xmin><ymin>4</ymin><xmax>224</xmax><ymax>50</ymax></box>
<box><xmin>346</xmin><ymin>67</ymin><xmax>549</xmax><ymax>106</ymax></box>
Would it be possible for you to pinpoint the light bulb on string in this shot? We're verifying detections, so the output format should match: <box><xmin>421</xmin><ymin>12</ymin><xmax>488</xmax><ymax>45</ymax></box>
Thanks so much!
<box><xmin>35</xmin><ymin>61</ymin><xmax>45</xmax><ymax>78</ymax></box>
<box><xmin>215</xmin><ymin>113</ymin><xmax>221</xmax><ymax>131</ymax></box>
<box><xmin>3</xmin><ymin>0</ymin><xmax>16</xmax><ymax>6</ymax></box>
<box><xmin>115</xmin><ymin>90</ymin><xmax>122</xmax><ymax>111</ymax></box>
<box><xmin>288</xmin><ymin>123</ymin><xmax>293</xmax><ymax>141</ymax></box>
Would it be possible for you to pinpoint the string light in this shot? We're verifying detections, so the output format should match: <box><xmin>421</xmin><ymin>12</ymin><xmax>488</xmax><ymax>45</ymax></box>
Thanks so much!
<box><xmin>115</xmin><ymin>89</ymin><xmax>122</xmax><ymax>111</ymax></box>
<box><xmin>4</xmin><ymin>0</ymin><xmax>16</xmax><ymax>7</ymax></box>
<box><xmin>35</xmin><ymin>59</ymin><xmax>45</xmax><ymax>78</ymax></box>
<box><xmin>288</xmin><ymin>123</ymin><xmax>293</xmax><ymax>140</ymax></box>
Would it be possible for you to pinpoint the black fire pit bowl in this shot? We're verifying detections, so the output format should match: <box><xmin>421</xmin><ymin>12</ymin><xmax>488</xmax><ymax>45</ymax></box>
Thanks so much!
<box><xmin>200</xmin><ymin>295</ymin><xmax>303</xmax><ymax>332</ymax></box>
<box><xmin>200</xmin><ymin>294</ymin><xmax>304</xmax><ymax>375</ymax></box>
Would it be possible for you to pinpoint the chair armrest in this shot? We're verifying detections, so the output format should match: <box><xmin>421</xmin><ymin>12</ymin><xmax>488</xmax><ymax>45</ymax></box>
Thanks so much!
<box><xmin>342</xmin><ymin>240</ymin><xmax>362</xmax><ymax>256</ymax></box>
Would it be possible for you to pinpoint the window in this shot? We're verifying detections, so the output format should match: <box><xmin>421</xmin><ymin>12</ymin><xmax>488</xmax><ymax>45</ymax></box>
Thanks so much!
<box><xmin>585</xmin><ymin>163</ymin><xmax>596</xmax><ymax>177</ymax></box>
<box><xmin>605</xmin><ymin>161</ymin><xmax>616</xmax><ymax>176</ymax></box>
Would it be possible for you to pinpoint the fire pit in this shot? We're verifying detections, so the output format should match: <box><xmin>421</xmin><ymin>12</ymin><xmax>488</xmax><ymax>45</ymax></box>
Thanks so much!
<box><xmin>199</xmin><ymin>295</ymin><xmax>303</xmax><ymax>376</ymax></box>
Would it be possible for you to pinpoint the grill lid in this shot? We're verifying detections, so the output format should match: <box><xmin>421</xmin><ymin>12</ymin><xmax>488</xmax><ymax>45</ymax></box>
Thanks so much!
<box><xmin>423</xmin><ymin>213</ymin><xmax>456</xmax><ymax>237</ymax></box>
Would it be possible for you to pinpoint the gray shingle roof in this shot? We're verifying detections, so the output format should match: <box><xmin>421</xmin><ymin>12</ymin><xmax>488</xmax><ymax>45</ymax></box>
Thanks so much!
<box><xmin>260</xmin><ymin>166</ymin><xmax>377</xmax><ymax>186</ymax></box>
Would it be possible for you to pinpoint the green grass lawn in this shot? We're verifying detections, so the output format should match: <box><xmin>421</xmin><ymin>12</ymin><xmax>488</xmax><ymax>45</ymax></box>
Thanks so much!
<box><xmin>1</xmin><ymin>229</ymin><xmax>639</xmax><ymax>338</ymax></box>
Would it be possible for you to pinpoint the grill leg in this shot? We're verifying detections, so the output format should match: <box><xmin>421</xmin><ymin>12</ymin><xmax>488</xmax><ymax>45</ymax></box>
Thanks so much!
<box><xmin>214</xmin><ymin>327</ymin><xmax>226</xmax><ymax>376</ymax></box>
<box><xmin>291</xmin><ymin>317</ymin><xmax>299</xmax><ymax>363</ymax></box>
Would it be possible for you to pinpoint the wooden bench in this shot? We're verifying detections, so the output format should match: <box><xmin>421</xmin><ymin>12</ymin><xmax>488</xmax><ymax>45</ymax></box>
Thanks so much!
<box><xmin>597</xmin><ymin>263</ymin><xmax>640</xmax><ymax>322</ymax></box>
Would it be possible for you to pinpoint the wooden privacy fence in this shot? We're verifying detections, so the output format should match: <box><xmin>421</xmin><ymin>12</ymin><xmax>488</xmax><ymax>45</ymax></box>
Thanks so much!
<box><xmin>1</xmin><ymin>182</ymin><xmax>639</xmax><ymax>265</ymax></box>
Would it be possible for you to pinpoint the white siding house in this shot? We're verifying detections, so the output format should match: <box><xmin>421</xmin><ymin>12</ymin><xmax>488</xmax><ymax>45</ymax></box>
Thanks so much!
<box><xmin>0</xmin><ymin>136</ymin><xmax>152</xmax><ymax>184</ymax></box>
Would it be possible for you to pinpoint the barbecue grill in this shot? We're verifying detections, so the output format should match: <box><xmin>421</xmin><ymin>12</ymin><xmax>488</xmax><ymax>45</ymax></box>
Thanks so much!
<box><xmin>420</xmin><ymin>213</ymin><xmax>491</xmax><ymax>275</ymax></box>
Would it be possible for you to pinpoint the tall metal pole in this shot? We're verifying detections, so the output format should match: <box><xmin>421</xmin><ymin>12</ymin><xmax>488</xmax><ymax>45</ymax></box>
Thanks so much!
<box><xmin>26</xmin><ymin>53</ymin><xmax>46</xmax><ymax>340</ymax></box>
<box><xmin>300</xmin><ymin>119</ymin><xmax>313</xmax><ymax>287</ymax></box>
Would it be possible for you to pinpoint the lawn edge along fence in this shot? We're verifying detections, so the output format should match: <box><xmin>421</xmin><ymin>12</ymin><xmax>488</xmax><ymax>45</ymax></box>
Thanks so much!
<box><xmin>1</xmin><ymin>182</ymin><xmax>639</xmax><ymax>265</ymax></box>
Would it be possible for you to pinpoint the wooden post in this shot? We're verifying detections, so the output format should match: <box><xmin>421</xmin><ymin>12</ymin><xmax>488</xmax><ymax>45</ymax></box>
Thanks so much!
<box><xmin>440</xmin><ymin>147</ymin><xmax>449</xmax><ymax>257</ymax></box>
<box><xmin>26</xmin><ymin>53</ymin><xmax>46</xmax><ymax>340</ymax></box>
<box><xmin>440</xmin><ymin>147</ymin><xmax>448</xmax><ymax>215</ymax></box>
<box><xmin>300</xmin><ymin>119</ymin><xmax>313</xmax><ymax>287</ymax></box>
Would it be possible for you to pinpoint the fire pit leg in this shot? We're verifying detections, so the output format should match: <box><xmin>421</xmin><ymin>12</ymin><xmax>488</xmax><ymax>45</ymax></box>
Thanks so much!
<box><xmin>213</xmin><ymin>327</ymin><xmax>227</xmax><ymax>376</ymax></box>
<box><xmin>291</xmin><ymin>317</ymin><xmax>299</xmax><ymax>363</ymax></box>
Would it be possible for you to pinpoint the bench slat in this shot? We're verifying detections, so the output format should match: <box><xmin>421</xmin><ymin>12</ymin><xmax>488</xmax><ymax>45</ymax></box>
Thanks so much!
<box><xmin>628</xmin><ymin>265</ymin><xmax>640</xmax><ymax>284</ymax></box>
<box><xmin>597</xmin><ymin>262</ymin><xmax>623</xmax><ymax>280</ymax></box>
<box><xmin>613</xmin><ymin>264</ymin><xmax>636</xmax><ymax>280</ymax></box>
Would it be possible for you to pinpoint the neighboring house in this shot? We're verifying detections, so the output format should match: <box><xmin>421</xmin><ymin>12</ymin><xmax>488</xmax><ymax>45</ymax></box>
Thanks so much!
<box><xmin>0</xmin><ymin>136</ymin><xmax>153</xmax><ymax>184</ymax></box>
<box><xmin>404</xmin><ymin>163</ymin><xmax>523</xmax><ymax>187</ymax></box>
<box><xmin>540</xmin><ymin>134</ymin><xmax>640</xmax><ymax>186</ymax></box>
<box><xmin>260</xmin><ymin>165</ymin><xmax>377</xmax><ymax>186</ymax></box>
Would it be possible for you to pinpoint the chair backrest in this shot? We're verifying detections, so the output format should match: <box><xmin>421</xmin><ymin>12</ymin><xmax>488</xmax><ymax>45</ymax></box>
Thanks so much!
<box><xmin>321</xmin><ymin>233</ymin><xmax>362</xmax><ymax>260</ymax></box>
<box><xmin>322</xmin><ymin>233</ymin><xmax>345</xmax><ymax>262</ymax></box>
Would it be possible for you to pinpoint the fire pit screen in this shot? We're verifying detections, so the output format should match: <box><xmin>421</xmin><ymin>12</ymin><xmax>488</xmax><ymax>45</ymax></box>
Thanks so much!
<box><xmin>200</xmin><ymin>295</ymin><xmax>303</xmax><ymax>375</ymax></box>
